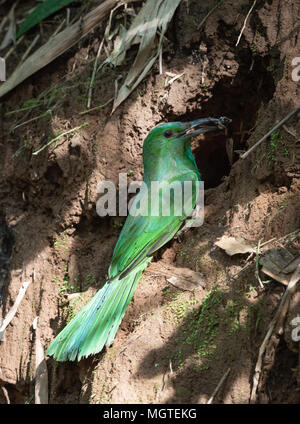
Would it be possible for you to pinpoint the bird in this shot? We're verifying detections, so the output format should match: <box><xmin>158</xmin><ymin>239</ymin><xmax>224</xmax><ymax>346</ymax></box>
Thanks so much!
<box><xmin>46</xmin><ymin>116</ymin><xmax>231</xmax><ymax>361</ymax></box>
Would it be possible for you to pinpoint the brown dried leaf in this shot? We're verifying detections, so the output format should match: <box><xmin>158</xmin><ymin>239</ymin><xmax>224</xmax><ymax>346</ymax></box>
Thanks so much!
<box><xmin>215</xmin><ymin>235</ymin><xmax>255</xmax><ymax>256</ymax></box>
<box><xmin>109</xmin><ymin>0</ymin><xmax>182</xmax><ymax>113</ymax></box>
<box><xmin>0</xmin><ymin>3</ymin><xmax>16</xmax><ymax>50</ymax></box>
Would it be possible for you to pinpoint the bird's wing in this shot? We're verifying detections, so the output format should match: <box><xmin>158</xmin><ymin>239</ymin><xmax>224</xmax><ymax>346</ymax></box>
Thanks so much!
<box><xmin>108</xmin><ymin>172</ymin><xmax>199</xmax><ymax>280</ymax></box>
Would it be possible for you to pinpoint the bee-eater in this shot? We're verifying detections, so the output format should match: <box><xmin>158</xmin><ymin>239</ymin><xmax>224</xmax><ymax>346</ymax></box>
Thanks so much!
<box><xmin>46</xmin><ymin>116</ymin><xmax>231</xmax><ymax>361</ymax></box>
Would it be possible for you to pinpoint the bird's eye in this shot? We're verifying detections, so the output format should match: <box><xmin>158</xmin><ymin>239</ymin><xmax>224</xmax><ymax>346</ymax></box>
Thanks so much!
<box><xmin>163</xmin><ymin>130</ymin><xmax>173</xmax><ymax>138</ymax></box>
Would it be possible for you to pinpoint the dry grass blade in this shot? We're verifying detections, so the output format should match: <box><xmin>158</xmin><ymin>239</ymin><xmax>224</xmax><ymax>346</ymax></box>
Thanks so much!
<box><xmin>167</xmin><ymin>72</ymin><xmax>184</xmax><ymax>85</ymax></box>
<box><xmin>33</xmin><ymin>317</ymin><xmax>48</xmax><ymax>404</ymax></box>
<box><xmin>21</xmin><ymin>33</ymin><xmax>40</xmax><ymax>62</ymax></box>
<box><xmin>1</xmin><ymin>386</ymin><xmax>10</xmax><ymax>404</ymax></box>
<box><xmin>10</xmin><ymin>109</ymin><xmax>51</xmax><ymax>132</ymax></box>
<box><xmin>0</xmin><ymin>2</ymin><xmax>17</xmax><ymax>50</ymax></box>
<box><xmin>0</xmin><ymin>15</ymin><xmax>8</xmax><ymax>34</ymax></box>
<box><xmin>255</xmin><ymin>239</ymin><xmax>264</xmax><ymax>288</ymax></box>
<box><xmin>4</xmin><ymin>34</ymin><xmax>24</xmax><ymax>60</ymax></box>
<box><xmin>159</xmin><ymin>46</ymin><xmax>163</xmax><ymax>75</ymax></box>
<box><xmin>87</xmin><ymin>37</ymin><xmax>105</xmax><ymax>109</ymax></box>
<box><xmin>241</xmin><ymin>106</ymin><xmax>300</xmax><ymax>159</ymax></box>
<box><xmin>0</xmin><ymin>0</ymin><xmax>142</xmax><ymax>99</ymax></box>
<box><xmin>250</xmin><ymin>264</ymin><xmax>300</xmax><ymax>403</ymax></box>
<box><xmin>207</xmin><ymin>367</ymin><xmax>231</xmax><ymax>404</ymax></box>
<box><xmin>80</xmin><ymin>97</ymin><xmax>114</xmax><ymax>115</ymax></box>
<box><xmin>0</xmin><ymin>280</ymin><xmax>31</xmax><ymax>341</ymax></box>
<box><xmin>107</xmin><ymin>0</ymin><xmax>182</xmax><ymax>113</ymax></box>
<box><xmin>197</xmin><ymin>0</ymin><xmax>224</xmax><ymax>30</ymax></box>
<box><xmin>32</xmin><ymin>121</ymin><xmax>89</xmax><ymax>156</ymax></box>
<box><xmin>235</xmin><ymin>0</ymin><xmax>257</xmax><ymax>47</ymax></box>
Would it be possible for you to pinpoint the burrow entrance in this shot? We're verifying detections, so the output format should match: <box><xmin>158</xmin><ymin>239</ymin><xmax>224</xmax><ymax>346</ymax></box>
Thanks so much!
<box><xmin>166</xmin><ymin>51</ymin><xmax>276</xmax><ymax>189</ymax></box>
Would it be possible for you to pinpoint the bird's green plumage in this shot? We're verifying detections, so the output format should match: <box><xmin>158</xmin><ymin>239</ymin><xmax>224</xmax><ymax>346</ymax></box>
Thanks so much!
<box><xmin>46</xmin><ymin>120</ymin><xmax>218</xmax><ymax>361</ymax></box>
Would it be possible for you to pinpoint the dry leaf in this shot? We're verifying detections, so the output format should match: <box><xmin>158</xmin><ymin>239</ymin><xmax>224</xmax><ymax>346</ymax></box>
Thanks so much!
<box><xmin>0</xmin><ymin>3</ymin><xmax>16</xmax><ymax>50</ymax></box>
<box><xmin>105</xmin><ymin>0</ymin><xmax>182</xmax><ymax>113</ymax></box>
<box><xmin>0</xmin><ymin>0</ymin><xmax>141</xmax><ymax>99</ymax></box>
<box><xmin>215</xmin><ymin>235</ymin><xmax>255</xmax><ymax>256</ymax></box>
<box><xmin>281</xmin><ymin>256</ymin><xmax>300</xmax><ymax>274</ymax></box>
<box><xmin>260</xmin><ymin>248</ymin><xmax>296</xmax><ymax>285</ymax></box>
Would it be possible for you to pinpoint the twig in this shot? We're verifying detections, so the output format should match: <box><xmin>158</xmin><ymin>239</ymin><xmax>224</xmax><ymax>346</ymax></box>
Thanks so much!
<box><xmin>105</xmin><ymin>2</ymin><xmax>124</xmax><ymax>39</ymax></box>
<box><xmin>260</xmin><ymin>237</ymin><xmax>277</xmax><ymax>248</ymax></box>
<box><xmin>107</xmin><ymin>384</ymin><xmax>117</xmax><ymax>394</ymax></box>
<box><xmin>197</xmin><ymin>0</ymin><xmax>224</xmax><ymax>29</ymax></box>
<box><xmin>21</xmin><ymin>34</ymin><xmax>40</xmax><ymax>62</ymax></box>
<box><xmin>241</xmin><ymin>106</ymin><xmax>300</xmax><ymax>159</ymax></box>
<box><xmin>235</xmin><ymin>0</ymin><xmax>257</xmax><ymax>47</ymax></box>
<box><xmin>32</xmin><ymin>122</ymin><xmax>89</xmax><ymax>156</ymax></box>
<box><xmin>113</xmin><ymin>74</ymin><xmax>122</xmax><ymax>109</ymax></box>
<box><xmin>5</xmin><ymin>102</ymin><xmax>43</xmax><ymax>116</ymax></box>
<box><xmin>1</xmin><ymin>386</ymin><xmax>10</xmax><ymax>404</ymax></box>
<box><xmin>159</xmin><ymin>46</ymin><xmax>163</xmax><ymax>75</ymax></box>
<box><xmin>250</xmin><ymin>264</ymin><xmax>300</xmax><ymax>403</ymax></box>
<box><xmin>66</xmin><ymin>8</ymin><xmax>71</xmax><ymax>26</ymax></box>
<box><xmin>10</xmin><ymin>109</ymin><xmax>51</xmax><ymax>132</ymax></box>
<box><xmin>169</xmin><ymin>359</ymin><xmax>173</xmax><ymax>375</ymax></box>
<box><xmin>0</xmin><ymin>1</ymin><xmax>17</xmax><ymax>50</ymax></box>
<box><xmin>50</xmin><ymin>19</ymin><xmax>66</xmax><ymax>38</ymax></box>
<box><xmin>165</xmin><ymin>71</ymin><xmax>176</xmax><ymax>77</ymax></box>
<box><xmin>167</xmin><ymin>72</ymin><xmax>184</xmax><ymax>85</ymax></box>
<box><xmin>0</xmin><ymin>14</ymin><xmax>8</xmax><ymax>34</ymax></box>
<box><xmin>80</xmin><ymin>97</ymin><xmax>114</xmax><ymax>115</ymax></box>
<box><xmin>277</xmin><ymin>228</ymin><xmax>300</xmax><ymax>243</ymax></box>
<box><xmin>255</xmin><ymin>239</ymin><xmax>264</xmax><ymax>289</ymax></box>
<box><xmin>87</xmin><ymin>37</ymin><xmax>105</xmax><ymax>108</ymax></box>
<box><xmin>4</xmin><ymin>35</ymin><xmax>24</xmax><ymax>60</ymax></box>
<box><xmin>207</xmin><ymin>367</ymin><xmax>231</xmax><ymax>404</ymax></box>
<box><xmin>229</xmin><ymin>231</ymin><xmax>298</xmax><ymax>283</ymax></box>
<box><xmin>282</xmin><ymin>124</ymin><xmax>297</xmax><ymax>138</ymax></box>
<box><xmin>33</xmin><ymin>317</ymin><xmax>48</xmax><ymax>404</ymax></box>
<box><xmin>0</xmin><ymin>280</ymin><xmax>31</xmax><ymax>341</ymax></box>
<box><xmin>229</xmin><ymin>261</ymin><xmax>254</xmax><ymax>282</ymax></box>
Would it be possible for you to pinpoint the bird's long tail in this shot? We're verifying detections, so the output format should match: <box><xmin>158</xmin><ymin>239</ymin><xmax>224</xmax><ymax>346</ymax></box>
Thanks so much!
<box><xmin>46</xmin><ymin>263</ymin><xmax>149</xmax><ymax>361</ymax></box>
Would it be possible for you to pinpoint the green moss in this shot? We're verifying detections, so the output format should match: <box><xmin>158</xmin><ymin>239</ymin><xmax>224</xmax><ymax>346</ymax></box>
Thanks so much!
<box><xmin>165</xmin><ymin>283</ymin><xmax>252</xmax><ymax>371</ymax></box>
<box><xmin>266</xmin><ymin>129</ymin><xmax>289</xmax><ymax>165</ymax></box>
<box><xmin>54</xmin><ymin>231</ymin><xmax>69</xmax><ymax>252</ymax></box>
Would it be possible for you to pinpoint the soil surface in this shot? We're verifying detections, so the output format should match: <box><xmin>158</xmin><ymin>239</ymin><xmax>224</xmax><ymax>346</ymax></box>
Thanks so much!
<box><xmin>0</xmin><ymin>0</ymin><xmax>300</xmax><ymax>404</ymax></box>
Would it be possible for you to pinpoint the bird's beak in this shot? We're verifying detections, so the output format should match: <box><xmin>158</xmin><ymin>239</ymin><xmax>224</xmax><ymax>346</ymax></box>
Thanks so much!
<box><xmin>178</xmin><ymin>116</ymin><xmax>232</xmax><ymax>138</ymax></box>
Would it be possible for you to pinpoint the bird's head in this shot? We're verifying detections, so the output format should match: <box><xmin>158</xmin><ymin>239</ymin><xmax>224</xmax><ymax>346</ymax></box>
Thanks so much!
<box><xmin>143</xmin><ymin>116</ymin><xmax>232</xmax><ymax>150</ymax></box>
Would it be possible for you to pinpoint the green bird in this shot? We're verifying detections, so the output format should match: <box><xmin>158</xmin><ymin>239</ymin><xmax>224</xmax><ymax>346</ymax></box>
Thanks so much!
<box><xmin>46</xmin><ymin>116</ymin><xmax>231</xmax><ymax>361</ymax></box>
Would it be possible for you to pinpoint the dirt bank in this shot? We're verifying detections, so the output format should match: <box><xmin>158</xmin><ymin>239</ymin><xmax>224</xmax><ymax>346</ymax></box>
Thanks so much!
<box><xmin>0</xmin><ymin>0</ymin><xmax>299</xmax><ymax>404</ymax></box>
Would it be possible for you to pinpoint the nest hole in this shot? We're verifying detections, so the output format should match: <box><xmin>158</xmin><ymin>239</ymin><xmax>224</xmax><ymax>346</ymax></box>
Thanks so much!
<box><xmin>165</xmin><ymin>51</ymin><xmax>276</xmax><ymax>188</ymax></box>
